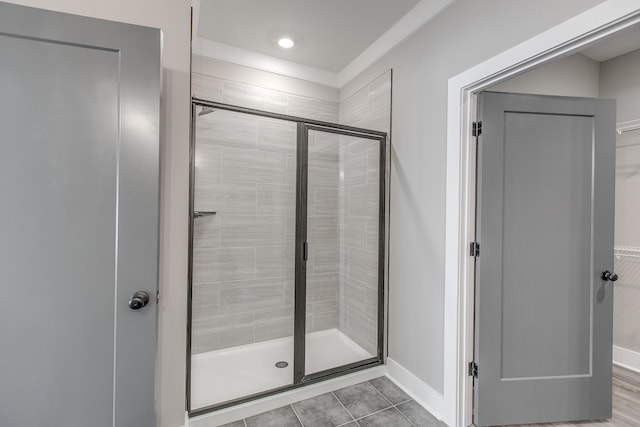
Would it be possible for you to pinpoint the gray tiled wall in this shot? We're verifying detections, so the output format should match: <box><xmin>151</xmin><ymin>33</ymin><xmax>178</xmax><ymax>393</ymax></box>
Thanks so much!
<box><xmin>191</xmin><ymin>76</ymin><xmax>340</xmax><ymax>354</ymax></box>
<box><xmin>190</xmin><ymin>71</ymin><xmax>390</xmax><ymax>356</ymax></box>
<box><xmin>337</xmin><ymin>71</ymin><xmax>392</xmax><ymax>356</ymax></box>
<box><xmin>306</xmin><ymin>131</ymin><xmax>340</xmax><ymax>332</ymax></box>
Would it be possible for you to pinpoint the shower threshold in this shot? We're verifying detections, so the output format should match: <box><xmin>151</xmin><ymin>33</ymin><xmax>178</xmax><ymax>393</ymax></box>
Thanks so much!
<box><xmin>190</xmin><ymin>328</ymin><xmax>372</xmax><ymax>410</ymax></box>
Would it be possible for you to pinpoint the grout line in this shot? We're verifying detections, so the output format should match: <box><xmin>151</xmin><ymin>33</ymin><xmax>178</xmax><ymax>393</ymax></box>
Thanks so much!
<box><xmin>351</xmin><ymin>406</ymin><xmax>391</xmax><ymax>422</ymax></box>
<box><xmin>290</xmin><ymin>403</ymin><xmax>305</xmax><ymax>426</ymax></box>
<box><xmin>394</xmin><ymin>398</ymin><xmax>413</xmax><ymax>406</ymax></box>
<box><xmin>392</xmin><ymin>405</ymin><xmax>418</xmax><ymax>427</ymax></box>
<box><xmin>332</xmin><ymin>391</ymin><xmax>356</xmax><ymax>423</ymax></box>
<box><xmin>350</xmin><ymin>406</ymin><xmax>416</xmax><ymax>427</ymax></box>
<box><xmin>254</xmin><ymin>182</ymin><xmax>258</xmax><ymax>217</ymax></box>
<box><xmin>252</xmin><ymin>311</ymin><xmax>256</xmax><ymax>342</ymax></box>
<box><xmin>341</xmin><ymin>382</ymin><xmax>417</xmax><ymax>426</ymax></box>
<box><xmin>366</xmin><ymin>381</ymin><xmax>394</xmax><ymax>407</ymax></box>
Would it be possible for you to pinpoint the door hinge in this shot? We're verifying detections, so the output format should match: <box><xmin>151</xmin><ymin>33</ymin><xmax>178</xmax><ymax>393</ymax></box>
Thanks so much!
<box><xmin>156</xmin><ymin>290</ymin><xmax>160</xmax><ymax>304</ymax></box>
<box><xmin>470</xmin><ymin>241</ymin><xmax>480</xmax><ymax>257</ymax></box>
<box><xmin>468</xmin><ymin>361</ymin><xmax>478</xmax><ymax>378</ymax></box>
<box><xmin>472</xmin><ymin>121</ymin><xmax>482</xmax><ymax>137</ymax></box>
<box><xmin>303</xmin><ymin>241</ymin><xmax>309</xmax><ymax>261</ymax></box>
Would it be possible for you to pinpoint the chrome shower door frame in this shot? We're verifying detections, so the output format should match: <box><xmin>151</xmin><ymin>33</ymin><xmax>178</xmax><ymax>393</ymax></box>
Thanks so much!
<box><xmin>187</xmin><ymin>98</ymin><xmax>388</xmax><ymax>417</ymax></box>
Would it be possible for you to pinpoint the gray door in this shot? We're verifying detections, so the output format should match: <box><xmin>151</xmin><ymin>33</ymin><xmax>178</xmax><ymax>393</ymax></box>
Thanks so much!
<box><xmin>474</xmin><ymin>92</ymin><xmax>616</xmax><ymax>426</ymax></box>
<box><xmin>0</xmin><ymin>3</ymin><xmax>160</xmax><ymax>426</ymax></box>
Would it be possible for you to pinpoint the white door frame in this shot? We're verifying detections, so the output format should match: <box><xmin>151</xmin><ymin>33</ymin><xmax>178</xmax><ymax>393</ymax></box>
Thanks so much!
<box><xmin>444</xmin><ymin>1</ymin><xmax>640</xmax><ymax>426</ymax></box>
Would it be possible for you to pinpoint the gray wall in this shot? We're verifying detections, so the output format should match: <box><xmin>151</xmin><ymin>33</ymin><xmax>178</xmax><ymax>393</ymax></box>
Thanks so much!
<box><xmin>600</xmin><ymin>48</ymin><xmax>640</xmax><ymax>124</ymax></box>
<box><xmin>489</xmin><ymin>53</ymin><xmax>600</xmax><ymax>97</ymax></box>
<box><xmin>600</xmin><ymin>48</ymin><xmax>640</xmax><ymax>355</ymax></box>
<box><xmin>340</xmin><ymin>0</ymin><xmax>604</xmax><ymax>393</ymax></box>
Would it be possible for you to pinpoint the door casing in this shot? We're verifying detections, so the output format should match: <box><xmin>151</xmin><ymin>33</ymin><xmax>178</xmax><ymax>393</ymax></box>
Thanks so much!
<box><xmin>444</xmin><ymin>3</ymin><xmax>640</xmax><ymax>426</ymax></box>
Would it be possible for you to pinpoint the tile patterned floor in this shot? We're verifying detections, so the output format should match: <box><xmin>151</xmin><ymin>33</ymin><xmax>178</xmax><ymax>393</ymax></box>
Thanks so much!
<box><xmin>216</xmin><ymin>365</ymin><xmax>640</xmax><ymax>427</ymax></box>
<box><xmin>219</xmin><ymin>376</ymin><xmax>445</xmax><ymax>427</ymax></box>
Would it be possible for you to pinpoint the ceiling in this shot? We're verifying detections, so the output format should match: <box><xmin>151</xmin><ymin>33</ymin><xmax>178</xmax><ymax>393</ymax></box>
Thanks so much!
<box><xmin>194</xmin><ymin>1</ymin><xmax>640</xmax><ymax>88</ymax></box>
<box><xmin>196</xmin><ymin>0</ymin><xmax>422</xmax><ymax>73</ymax></box>
<box><xmin>580</xmin><ymin>24</ymin><xmax>640</xmax><ymax>62</ymax></box>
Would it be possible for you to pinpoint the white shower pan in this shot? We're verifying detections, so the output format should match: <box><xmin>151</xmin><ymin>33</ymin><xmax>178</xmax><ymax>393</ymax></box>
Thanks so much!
<box><xmin>190</xmin><ymin>328</ymin><xmax>372</xmax><ymax>410</ymax></box>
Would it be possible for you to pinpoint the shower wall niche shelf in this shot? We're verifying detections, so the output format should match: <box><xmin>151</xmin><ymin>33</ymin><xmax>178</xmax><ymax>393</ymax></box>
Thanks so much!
<box><xmin>193</xmin><ymin>211</ymin><xmax>216</xmax><ymax>218</ymax></box>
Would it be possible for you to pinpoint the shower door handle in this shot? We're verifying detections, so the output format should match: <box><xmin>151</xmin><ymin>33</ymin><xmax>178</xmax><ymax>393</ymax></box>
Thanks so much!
<box><xmin>600</xmin><ymin>270</ymin><xmax>618</xmax><ymax>282</ymax></box>
<box><xmin>128</xmin><ymin>291</ymin><xmax>150</xmax><ymax>310</ymax></box>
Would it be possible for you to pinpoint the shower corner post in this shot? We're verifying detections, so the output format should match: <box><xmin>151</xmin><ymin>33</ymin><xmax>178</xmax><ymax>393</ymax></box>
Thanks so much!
<box><xmin>294</xmin><ymin>122</ymin><xmax>309</xmax><ymax>384</ymax></box>
<box><xmin>185</xmin><ymin>99</ymin><xmax>198</xmax><ymax>414</ymax></box>
<box><xmin>377</xmin><ymin>134</ymin><xmax>387</xmax><ymax>364</ymax></box>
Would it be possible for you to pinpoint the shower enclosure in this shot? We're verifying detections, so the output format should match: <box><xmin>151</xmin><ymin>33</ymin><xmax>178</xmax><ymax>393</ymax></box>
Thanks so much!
<box><xmin>187</xmin><ymin>98</ymin><xmax>387</xmax><ymax>415</ymax></box>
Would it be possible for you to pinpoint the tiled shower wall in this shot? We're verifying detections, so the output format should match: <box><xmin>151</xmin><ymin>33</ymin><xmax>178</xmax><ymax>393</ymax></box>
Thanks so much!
<box><xmin>305</xmin><ymin>131</ymin><xmax>343</xmax><ymax>334</ymax></box>
<box><xmin>190</xmin><ymin>69</ymin><xmax>391</xmax><ymax>355</ymax></box>
<box><xmin>338</xmin><ymin>71</ymin><xmax>392</xmax><ymax>355</ymax></box>
<box><xmin>191</xmin><ymin>73</ymin><xmax>341</xmax><ymax>354</ymax></box>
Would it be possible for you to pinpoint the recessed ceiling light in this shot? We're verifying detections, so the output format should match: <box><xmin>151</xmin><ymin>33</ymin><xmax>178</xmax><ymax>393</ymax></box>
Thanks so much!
<box><xmin>278</xmin><ymin>37</ymin><xmax>294</xmax><ymax>49</ymax></box>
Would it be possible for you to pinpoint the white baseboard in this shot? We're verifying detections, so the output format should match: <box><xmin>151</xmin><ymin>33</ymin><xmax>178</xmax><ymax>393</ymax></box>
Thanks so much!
<box><xmin>386</xmin><ymin>357</ymin><xmax>445</xmax><ymax>421</ymax></box>
<box><xmin>187</xmin><ymin>365</ymin><xmax>386</xmax><ymax>427</ymax></box>
<box><xmin>613</xmin><ymin>345</ymin><xmax>640</xmax><ymax>373</ymax></box>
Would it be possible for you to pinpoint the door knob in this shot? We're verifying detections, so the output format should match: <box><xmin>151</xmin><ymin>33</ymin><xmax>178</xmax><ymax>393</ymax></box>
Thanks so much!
<box><xmin>600</xmin><ymin>271</ymin><xmax>618</xmax><ymax>282</ymax></box>
<box><xmin>128</xmin><ymin>291</ymin><xmax>150</xmax><ymax>310</ymax></box>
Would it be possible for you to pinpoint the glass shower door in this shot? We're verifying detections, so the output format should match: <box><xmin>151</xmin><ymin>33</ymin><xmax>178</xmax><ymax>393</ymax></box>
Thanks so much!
<box><xmin>190</xmin><ymin>106</ymin><xmax>297</xmax><ymax>410</ymax></box>
<box><xmin>302</xmin><ymin>127</ymin><xmax>384</xmax><ymax>377</ymax></box>
<box><xmin>189</xmin><ymin>100</ymin><xmax>387</xmax><ymax>414</ymax></box>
